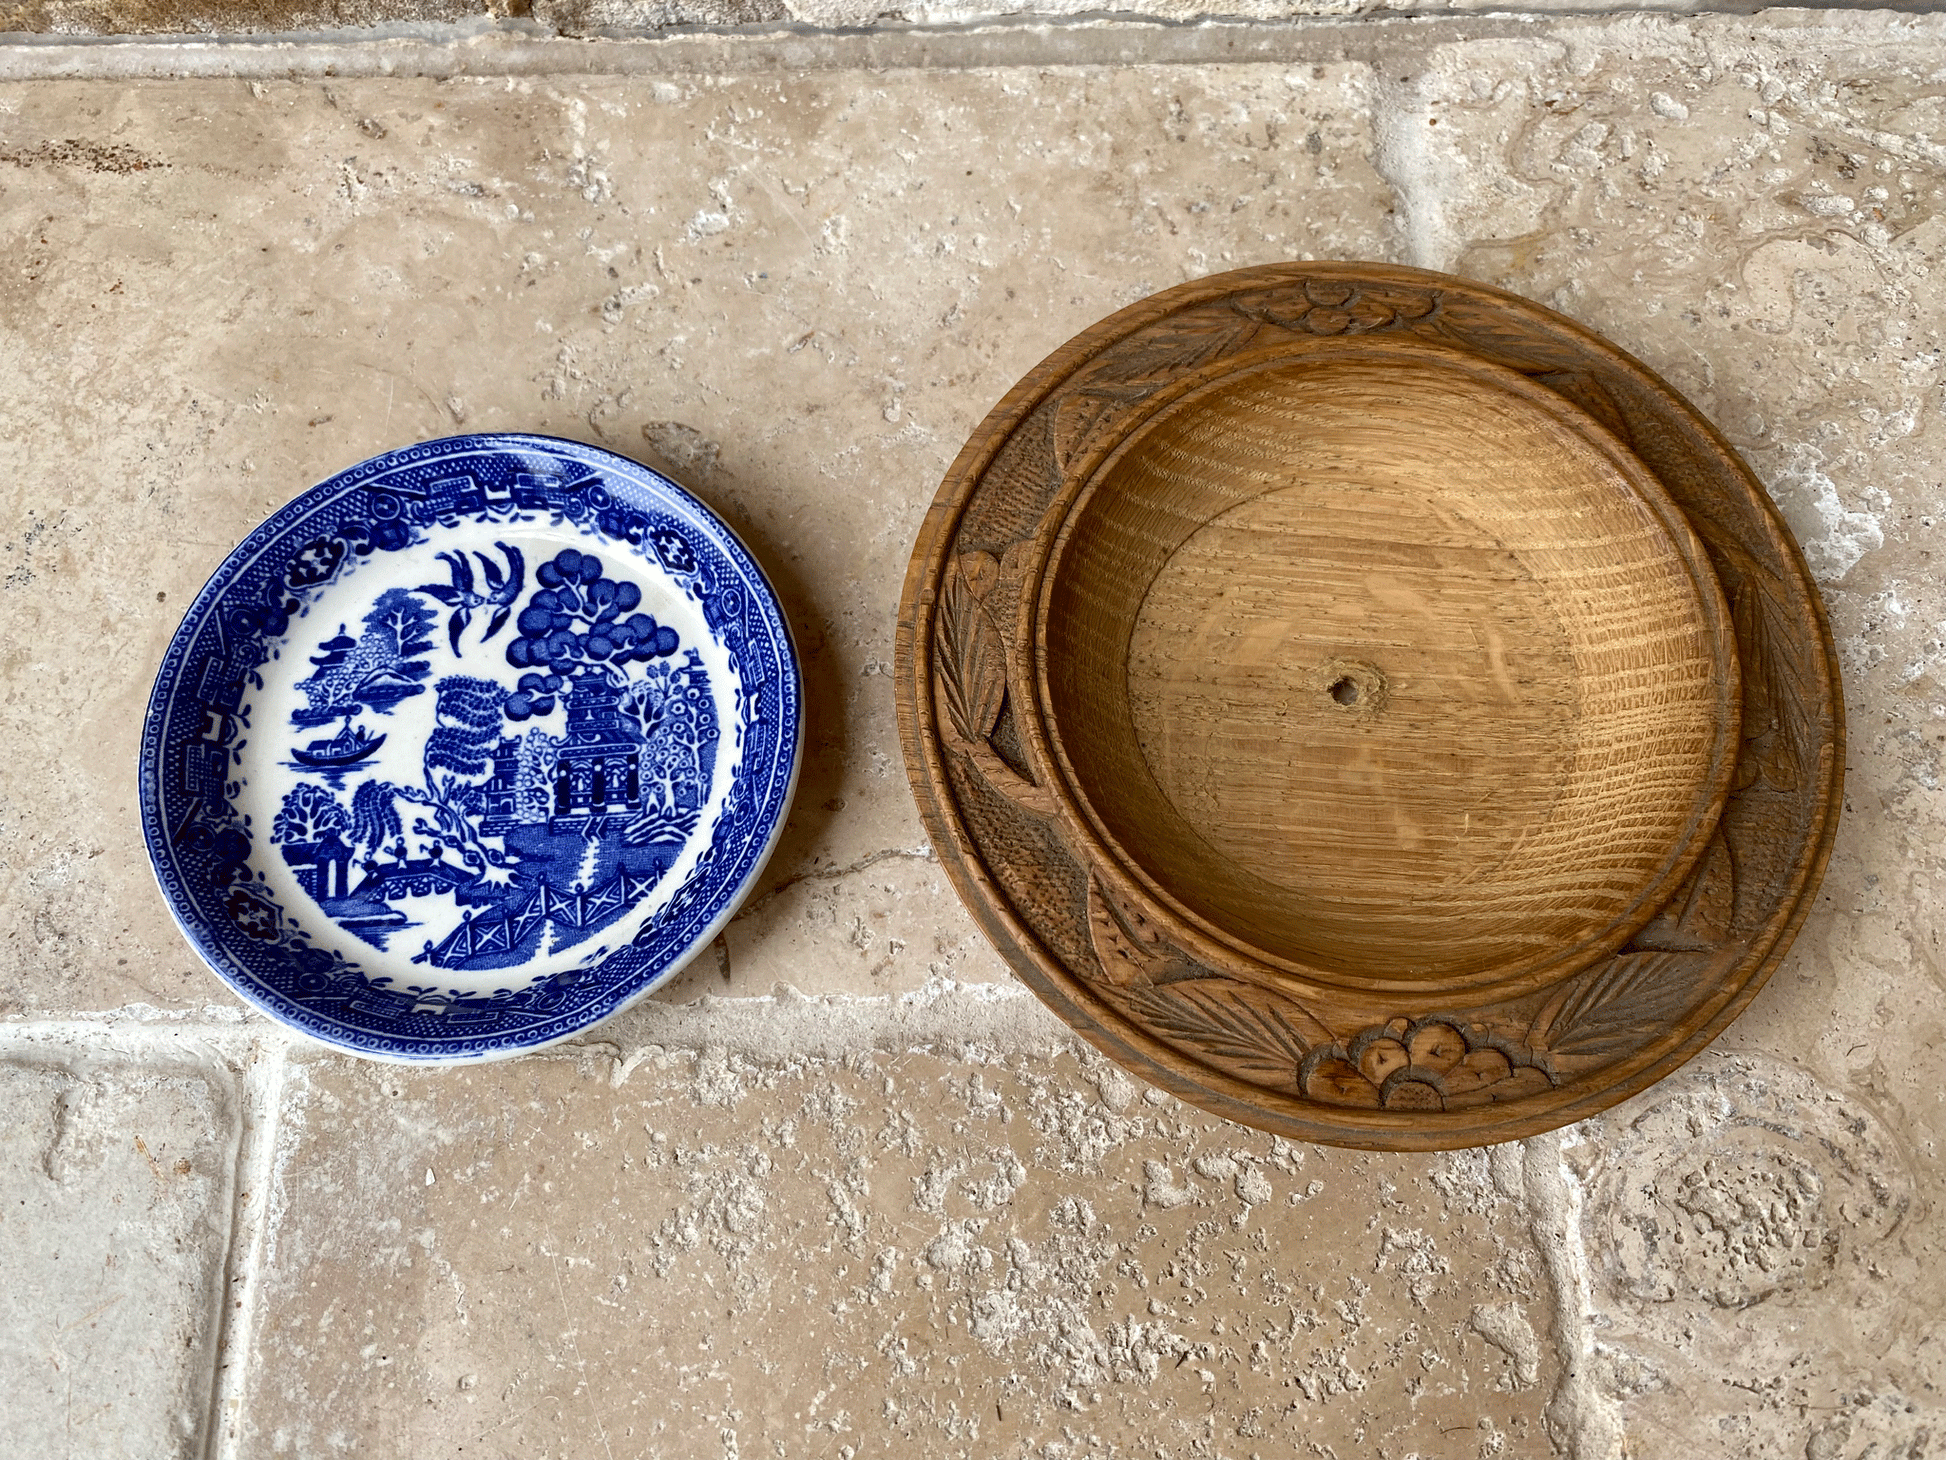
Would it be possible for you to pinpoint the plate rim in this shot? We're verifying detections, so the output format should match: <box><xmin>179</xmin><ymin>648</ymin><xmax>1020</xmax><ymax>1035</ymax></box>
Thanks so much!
<box><xmin>141</xmin><ymin>431</ymin><xmax>802</xmax><ymax>1063</ymax></box>
<box><xmin>895</xmin><ymin>261</ymin><xmax>1844</xmax><ymax>1151</ymax></box>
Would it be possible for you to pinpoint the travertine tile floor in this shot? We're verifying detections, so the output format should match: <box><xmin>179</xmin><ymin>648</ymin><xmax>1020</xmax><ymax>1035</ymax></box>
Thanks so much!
<box><xmin>2</xmin><ymin>13</ymin><xmax>1943</xmax><ymax>1457</ymax></box>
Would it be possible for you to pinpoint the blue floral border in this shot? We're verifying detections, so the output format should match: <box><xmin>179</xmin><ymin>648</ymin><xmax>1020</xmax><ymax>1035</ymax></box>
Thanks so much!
<box><xmin>139</xmin><ymin>434</ymin><xmax>802</xmax><ymax>1061</ymax></box>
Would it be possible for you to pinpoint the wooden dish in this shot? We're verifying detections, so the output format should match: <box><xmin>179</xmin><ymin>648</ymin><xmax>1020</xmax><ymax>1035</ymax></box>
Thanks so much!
<box><xmin>897</xmin><ymin>263</ymin><xmax>1843</xmax><ymax>1150</ymax></box>
<box><xmin>1037</xmin><ymin>339</ymin><xmax>1740</xmax><ymax>999</ymax></box>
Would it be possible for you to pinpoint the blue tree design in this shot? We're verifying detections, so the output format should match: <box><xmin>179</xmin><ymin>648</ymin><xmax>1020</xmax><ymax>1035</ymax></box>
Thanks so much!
<box><xmin>424</xmin><ymin>676</ymin><xmax>507</xmax><ymax>780</ymax></box>
<box><xmin>291</xmin><ymin>588</ymin><xmax>437</xmax><ymax>728</ymax></box>
<box><xmin>498</xmin><ymin>550</ymin><xmax>712</xmax><ymax>845</ymax></box>
<box><xmin>503</xmin><ymin>549</ymin><xmax>681</xmax><ymax>720</ymax></box>
<box><xmin>351</xmin><ymin>778</ymin><xmax>402</xmax><ymax>855</ymax></box>
<box><xmin>271</xmin><ymin>783</ymin><xmax>350</xmax><ymax>845</ymax></box>
<box><xmin>623</xmin><ymin>651</ymin><xmax>719</xmax><ymax>845</ymax></box>
<box><xmin>355</xmin><ymin>676</ymin><xmax>517</xmax><ymax>875</ymax></box>
<box><xmin>356</xmin><ymin>590</ymin><xmax>438</xmax><ymax>712</ymax></box>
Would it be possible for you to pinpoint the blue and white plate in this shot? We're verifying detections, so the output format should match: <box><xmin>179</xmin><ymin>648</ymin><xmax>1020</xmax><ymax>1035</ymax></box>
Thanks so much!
<box><xmin>140</xmin><ymin>435</ymin><xmax>801</xmax><ymax>1062</ymax></box>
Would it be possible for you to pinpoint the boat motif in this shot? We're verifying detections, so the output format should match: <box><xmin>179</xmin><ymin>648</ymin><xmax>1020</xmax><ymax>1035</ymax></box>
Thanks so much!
<box><xmin>269</xmin><ymin>547</ymin><xmax>720</xmax><ymax>973</ymax></box>
<box><xmin>291</xmin><ymin>718</ymin><xmax>388</xmax><ymax>768</ymax></box>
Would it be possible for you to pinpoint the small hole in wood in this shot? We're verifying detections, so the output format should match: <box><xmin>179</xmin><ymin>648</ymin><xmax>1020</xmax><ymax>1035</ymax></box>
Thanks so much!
<box><xmin>1329</xmin><ymin>677</ymin><xmax>1361</xmax><ymax>707</ymax></box>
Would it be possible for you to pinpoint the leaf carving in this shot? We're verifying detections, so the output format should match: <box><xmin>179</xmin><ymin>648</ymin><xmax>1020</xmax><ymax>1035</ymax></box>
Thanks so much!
<box><xmin>1417</xmin><ymin>303</ymin><xmax>1593</xmax><ymax>377</ymax></box>
<box><xmin>1730</xmin><ymin>568</ymin><xmax>1806</xmax><ymax>794</ymax></box>
<box><xmin>949</xmin><ymin>734</ymin><xmax>1061</xmax><ymax>818</ymax></box>
<box><xmin>1124</xmin><ymin>978</ymin><xmax>1329</xmax><ymax>1089</ymax></box>
<box><xmin>1086</xmin><ymin>873</ymin><xmax>1201</xmax><ymax>988</ymax></box>
<box><xmin>1631</xmin><ymin>832</ymin><xmax>1734</xmax><ymax>952</ymax></box>
<box><xmin>933</xmin><ymin>552</ymin><xmax>1008</xmax><ymax>745</ymax></box>
<box><xmin>1086</xmin><ymin>311</ymin><xmax>1263</xmax><ymax>387</ymax></box>
<box><xmin>1528</xmin><ymin>950</ymin><xmax>1715</xmax><ymax>1063</ymax></box>
<box><xmin>1054</xmin><ymin>388</ymin><xmax>1148</xmax><ymax>471</ymax></box>
<box><xmin>1685</xmin><ymin>522</ymin><xmax>1817</xmax><ymax>797</ymax></box>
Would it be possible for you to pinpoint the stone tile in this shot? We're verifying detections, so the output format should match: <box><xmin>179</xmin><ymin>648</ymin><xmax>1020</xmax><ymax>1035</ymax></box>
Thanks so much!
<box><xmin>1565</xmin><ymin>1052</ymin><xmax>1929</xmax><ymax>1459</ymax></box>
<box><xmin>0</xmin><ymin>0</ymin><xmax>1724</xmax><ymax>38</ymax></box>
<box><xmin>532</xmin><ymin>0</ymin><xmax>788</xmax><ymax>24</ymax></box>
<box><xmin>246</xmin><ymin>1038</ymin><xmax>1559</xmax><ymax>1457</ymax></box>
<box><xmin>716</xmin><ymin>846</ymin><xmax>1015</xmax><ymax>999</ymax></box>
<box><xmin>0</xmin><ymin>0</ymin><xmax>484</xmax><ymax>31</ymax></box>
<box><xmin>0</xmin><ymin>1043</ymin><xmax>240</xmax><ymax>1460</ymax></box>
<box><xmin>1393</xmin><ymin>10</ymin><xmax>1946</xmax><ymax>764</ymax></box>
<box><xmin>0</xmin><ymin>63</ymin><xmax>1392</xmax><ymax>1018</ymax></box>
<box><xmin>1401</xmin><ymin>15</ymin><xmax>1946</xmax><ymax>1453</ymax></box>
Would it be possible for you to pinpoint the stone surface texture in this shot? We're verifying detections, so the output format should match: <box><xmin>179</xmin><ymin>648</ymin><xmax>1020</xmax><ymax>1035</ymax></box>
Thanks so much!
<box><xmin>249</xmin><ymin>1045</ymin><xmax>1559</xmax><ymax>1457</ymax></box>
<box><xmin>1</xmin><ymin>9</ymin><xmax>1943</xmax><ymax>1458</ymax></box>
<box><xmin>0</xmin><ymin>60</ymin><xmax>1387</xmax><ymax>1019</ymax></box>
<box><xmin>0</xmin><ymin>0</ymin><xmax>1755</xmax><ymax>40</ymax></box>
<box><xmin>0</xmin><ymin>1041</ymin><xmax>244</xmax><ymax>1460</ymax></box>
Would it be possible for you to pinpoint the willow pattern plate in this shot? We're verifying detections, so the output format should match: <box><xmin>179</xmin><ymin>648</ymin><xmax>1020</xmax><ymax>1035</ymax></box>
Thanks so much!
<box><xmin>141</xmin><ymin>434</ymin><xmax>801</xmax><ymax>1062</ymax></box>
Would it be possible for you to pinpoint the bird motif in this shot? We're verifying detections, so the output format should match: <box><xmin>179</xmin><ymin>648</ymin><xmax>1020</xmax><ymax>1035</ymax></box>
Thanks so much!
<box><xmin>416</xmin><ymin>542</ymin><xmax>526</xmax><ymax>655</ymax></box>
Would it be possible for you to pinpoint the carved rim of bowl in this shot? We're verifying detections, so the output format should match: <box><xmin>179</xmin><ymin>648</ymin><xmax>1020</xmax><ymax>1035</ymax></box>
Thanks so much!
<box><xmin>1024</xmin><ymin>335</ymin><xmax>1744</xmax><ymax>1006</ymax></box>
<box><xmin>895</xmin><ymin>261</ymin><xmax>1844</xmax><ymax>1150</ymax></box>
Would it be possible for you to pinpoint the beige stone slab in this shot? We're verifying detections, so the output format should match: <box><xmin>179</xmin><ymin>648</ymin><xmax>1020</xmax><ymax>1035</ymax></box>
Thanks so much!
<box><xmin>0</xmin><ymin>63</ymin><xmax>1393</xmax><ymax>1018</ymax></box>
<box><xmin>1564</xmin><ymin>1051</ymin><xmax>1928</xmax><ymax>1460</ymax></box>
<box><xmin>246</xmin><ymin>1040</ymin><xmax>1560</xmax><ymax>1457</ymax></box>
<box><xmin>0</xmin><ymin>1</ymin><xmax>1713</xmax><ymax>40</ymax></box>
<box><xmin>0</xmin><ymin>0</ymin><xmax>488</xmax><ymax>30</ymax></box>
<box><xmin>1399</xmin><ymin>14</ymin><xmax>1946</xmax><ymax>1454</ymax></box>
<box><xmin>0</xmin><ymin>1044</ymin><xmax>240</xmax><ymax>1460</ymax></box>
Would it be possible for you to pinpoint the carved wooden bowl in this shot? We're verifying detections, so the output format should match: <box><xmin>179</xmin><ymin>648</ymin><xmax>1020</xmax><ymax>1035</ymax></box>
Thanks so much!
<box><xmin>897</xmin><ymin>263</ymin><xmax>1843</xmax><ymax>1150</ymax></box>
<box><xmin>1037</xmin><ymin>340</ymin><xmax>1740</xmax><ymax>999</ymax></box>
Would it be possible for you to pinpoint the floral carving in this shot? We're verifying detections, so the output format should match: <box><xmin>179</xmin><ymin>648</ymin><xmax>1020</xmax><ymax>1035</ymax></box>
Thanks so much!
<box><xmin>1231</xmin><ymin>279</ymin><xmax>1436</xmax><ymax>338</ymax></box>
<box><xmin>898</xmin><ymin>263</ymin><xmax>1840</xmax><ymax>1146</ymax></box>
<box><xmin>1300</xmin><ymin>1017</ymin><xmax>1552</xmax><ymax>1112</ymax></box>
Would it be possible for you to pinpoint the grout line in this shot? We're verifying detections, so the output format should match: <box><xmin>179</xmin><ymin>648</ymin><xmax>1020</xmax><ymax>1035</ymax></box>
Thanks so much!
<box><xmin>1521</xmin><ymin>1130</ymin><xmax>1623</xmax><ymax>1460</ymax></box>
<box><xmin>0</xmin><ymin>1016</ymin><xmax>277</xmax><ymax>1051</ymax></box>
<box><xmin>0</xmin><ymin>978</ymin><xmax>1066</xmax><ymax>1064</ymax></box>
<box><xmin>2</xmin><ymin>8</ymin><xmax>1944</xmax><ymax>81</ymax></box>
<box><xmin>569</xmin><ymin>978</ymin><xmax>1074</xmax><ymax>1074</ymax></box>
<box><xmin>1368</xmin><ymin>61</ymin><xmax>1453</xmax><ymax>274</ymax></box>
<box><xmin>201</xmin><ymin>1037</ymin><xmax>293</xmax><ymax>1460</ymax></box>
<box><xmin>0</xmin><ymin>1022</ymin><xmax>291</xmax><ymax>1460</ymax></box>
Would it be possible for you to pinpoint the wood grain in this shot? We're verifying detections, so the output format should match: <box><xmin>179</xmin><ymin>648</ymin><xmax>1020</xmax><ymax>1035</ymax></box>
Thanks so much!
<box><xmin>895</xmin><ymin>263</ymin><xmax>1843</xmax><ymax>1150</ymax></box>
<box><xmin>1040</xmin><ymin>345</ymin><xmax>1737</xmax><ymax>991</ymax></box>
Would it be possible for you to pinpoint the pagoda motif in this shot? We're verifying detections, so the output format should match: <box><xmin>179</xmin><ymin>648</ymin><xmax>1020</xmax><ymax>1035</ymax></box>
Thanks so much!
<box><xmin>266</xmin><ymin>545</ymin><xmax>719</xmax><ymax>972</ymax></box>
<box><xmin>478</xmin><ymin>669</ymin><xmax>649</xmax><ymax>836</ymax></box>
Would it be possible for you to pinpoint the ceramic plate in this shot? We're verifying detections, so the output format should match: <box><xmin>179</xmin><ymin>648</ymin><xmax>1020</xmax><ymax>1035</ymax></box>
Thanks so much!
<box><xmin>142</xmin><ymin>434</ymin><xmax>801</xmax><ymax>1062</ymax></box>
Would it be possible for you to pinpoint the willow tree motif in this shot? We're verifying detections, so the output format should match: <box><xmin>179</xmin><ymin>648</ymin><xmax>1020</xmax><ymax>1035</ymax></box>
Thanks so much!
<box><xmin>348</xmin><ymin>676</ymin><xmax>518</xmax><ymax>874</ymax></box>
<box><xmin>274</xmin><ymin>539</ymin><xmax>724</xmax><ymax>969</ymax></box>
<box><xmin>351</xmin><ymin>778</ymin><xmax>402</xmax><ymax>854</ymax></box>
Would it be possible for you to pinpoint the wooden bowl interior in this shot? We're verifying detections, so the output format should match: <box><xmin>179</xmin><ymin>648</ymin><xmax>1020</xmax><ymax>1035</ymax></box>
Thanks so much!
<box><xmin>1040</xmin><ymin>351</ymin><xmax>1732</xmax><ymax>986</ymax></box>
